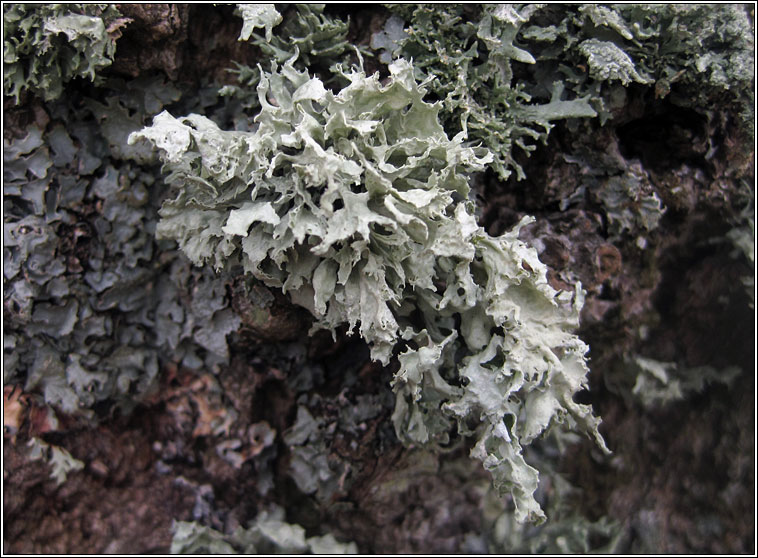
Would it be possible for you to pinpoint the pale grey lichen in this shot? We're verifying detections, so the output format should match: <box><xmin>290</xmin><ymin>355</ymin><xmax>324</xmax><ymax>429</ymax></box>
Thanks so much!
<box><xmin>578</xmin><ymin>38</ymin><xmax>652</xmax><ymax>86</ymax></box>
<box><xmin>627</xmin><ymin>356</ymin><xmax>741</xmax><ymax>409</ymax></box>
<box><xmin>235</xmin><ymin>4</ymin><xmax>282</xmax><ymax>42</ymax></box>
<box><xmin>171</xmin><ymin>507</ymin><xmax>357</xmax><ymax>554</ymax></box>
<box><xmin>283</xmin><ymin>405</ymin><xmax>346</xmax><ymax>501</ymax></box>
<box><xmin>26</xmin><ymin>437</ymin><xmax>84</xmax><ymax>485</ymax></box>
<box><xmin>131</xmin><ymin>57</ymin><xmax>608</xmax><ymax>523</ymax></box>
<box><xmin>726</xmin><ymin>194</ymin><xmax>755</xmax><ymax>308</ymax></box>
<box><xmin>484</xmin><ymin>441</ymin><xmax>624</xmax><ymax>553</ymax></box>
<box><xmin>369</xmin><ymin>14</ymin><xmax>406</xmax><ymax>65</ymax></box>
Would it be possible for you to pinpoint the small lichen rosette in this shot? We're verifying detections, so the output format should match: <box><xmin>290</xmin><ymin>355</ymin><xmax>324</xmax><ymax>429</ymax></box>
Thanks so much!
<box><xmin>131</xmin><ymin>57</ymin><xmax>607</xmax><ymax>523</ymax></box>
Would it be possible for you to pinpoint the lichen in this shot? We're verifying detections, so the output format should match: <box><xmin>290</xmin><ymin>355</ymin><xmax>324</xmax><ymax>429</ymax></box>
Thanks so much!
<box><xmin>131</xmin><ymin>56</ymin><xmax>608</xmax><ymax>523</ymax></box>
<box><xmin>3</xmin><ymin>75</ymin><xmax>238</xmax><ymax>421</ymax></box>
<box><xmin>3</xmin><ymin>4</ymin><xmax>129</xmax><ymax>102</ymax></box>
<box><xmin>171</xmin><ymin>507</ymin><xmax>357</xmax><ymax>554</ymax></box>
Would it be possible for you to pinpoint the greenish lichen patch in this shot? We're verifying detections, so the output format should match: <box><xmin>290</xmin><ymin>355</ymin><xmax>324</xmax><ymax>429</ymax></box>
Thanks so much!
<box><xmin>3</xmin><ymin>4</ymin><xmax>129</xmax><ymax>102</ymax></box>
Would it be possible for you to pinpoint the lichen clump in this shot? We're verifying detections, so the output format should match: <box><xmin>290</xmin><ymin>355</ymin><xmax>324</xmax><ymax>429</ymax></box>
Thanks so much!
<box><xmin>3</xmin><ymin>3</ymin><xmax>128</xmax><ymax>102</ymax></box>
<box><xmin>131</xmin><ymin>56</ymin><xmax>607</xmax><ymax>522</ymax></box>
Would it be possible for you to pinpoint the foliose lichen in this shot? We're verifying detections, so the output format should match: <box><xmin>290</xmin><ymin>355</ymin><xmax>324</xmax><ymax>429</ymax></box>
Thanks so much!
<box><xmin>131</xmin><ymin>54</ymin><xmax>608</xmax><ymax>522</ymax></box>
<box><xmin>374</xmin><ymin>4</ymin><xmax>754</xmax><ymax>180</ymax></box>
<box><xmin>222</xmin><ymin>4</ymin><xmax>360</xmax><ymax>114</ymax></box>
<box><xmin>26</xmin><ymin>436</ymin><xmax>85</xmax><ymax>485</ymax></box>
<box><xmin>374</xmin><ymin>4</ymin><xmax>599</xmax><ymax>181</ymax></box>
<box><xmin>3</xmin><ymin>74</ymin><xmax>240</xmax><ymax>423</ymax></box>
<box><xmin>3</xmin><ymin>3</ymin><xmax>129</xmax><ymax>102</ymax></box>
<box><xmin>171</xmin><ymin>506</ymin><xmax>357</xmax><ymax>554</ymax></box>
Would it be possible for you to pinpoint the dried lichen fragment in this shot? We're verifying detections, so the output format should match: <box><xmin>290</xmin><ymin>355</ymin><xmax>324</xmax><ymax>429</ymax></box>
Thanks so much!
<box><xmin>235</xmin><ymin>4</ymin><xmax>282</xmax><ymax>42</ymax></box>
<box><xmin>578</xmin><ymin>39</ymin><xmax>652</xmax><ymax>86</ymax></box>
